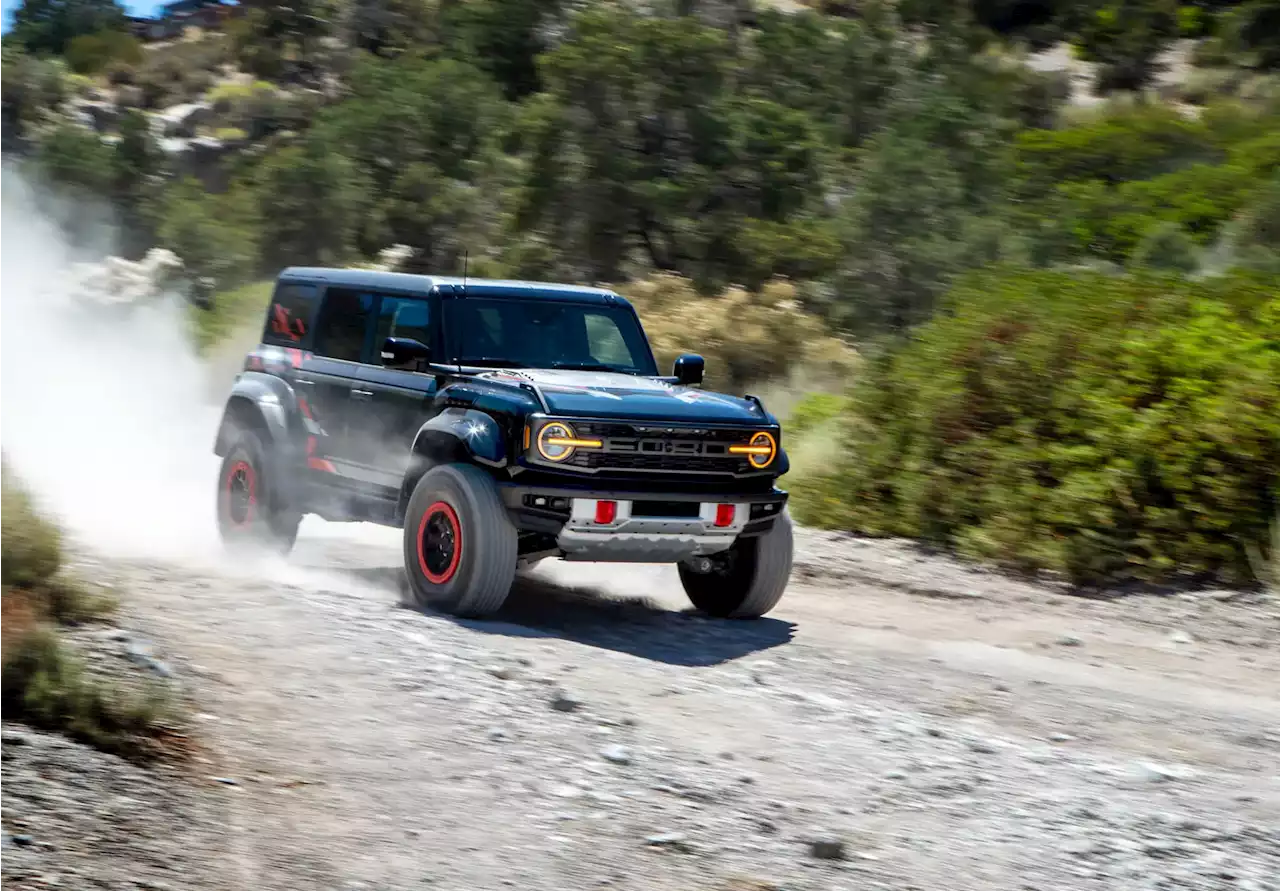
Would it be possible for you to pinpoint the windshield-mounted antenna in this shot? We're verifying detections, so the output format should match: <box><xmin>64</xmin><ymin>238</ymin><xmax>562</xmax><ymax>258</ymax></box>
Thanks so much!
<box><xmin>455</xmin><ymin>250</ymin><xmax>468</xmax><ymax>374</ymax></box>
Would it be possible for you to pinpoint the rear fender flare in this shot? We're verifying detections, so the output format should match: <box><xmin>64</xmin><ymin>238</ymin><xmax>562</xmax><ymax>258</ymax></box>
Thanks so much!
<box><xmin>213</xmin><ymin>373</ymin><xmax>304</xmax><ymax>460</ymax></box>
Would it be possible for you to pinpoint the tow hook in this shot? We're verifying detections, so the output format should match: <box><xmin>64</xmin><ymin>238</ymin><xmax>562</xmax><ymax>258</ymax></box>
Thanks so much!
<box><xmin>686</xmin><ymin>556</ymin><xmax>714</xmax><ymax>574</ymax></box>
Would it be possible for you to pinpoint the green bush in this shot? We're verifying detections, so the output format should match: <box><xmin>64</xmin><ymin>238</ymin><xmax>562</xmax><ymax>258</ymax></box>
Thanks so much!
<box><xmin>794</xmin><ymin>267</ymin><xmax>1280</xmax><ymax>586</ymax></box>
<box><xmin>1</xmin><ymin>628</ymin><xmax>175</xmax><ymax>762</ymax></box>
<box><xmin>64</xmin><ymin>29</ymin><xmax>142</xmax><ymax>76</ymax></box>
<box><xmin>1</xmin><ymin>463</ymin><xmax>63</xmax><ymax>589</ymax></box>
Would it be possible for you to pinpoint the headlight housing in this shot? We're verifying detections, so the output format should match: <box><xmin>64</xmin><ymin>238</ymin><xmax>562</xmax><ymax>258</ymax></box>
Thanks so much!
<box><xmin>730</xmin><ymin>430</ymin><xmax>777</xmax><ymax>469</ymax></box>
<box><xmin>535</xmin><ymin>420</ymin><xmax>602</xmax><ymax>463</ymax></box>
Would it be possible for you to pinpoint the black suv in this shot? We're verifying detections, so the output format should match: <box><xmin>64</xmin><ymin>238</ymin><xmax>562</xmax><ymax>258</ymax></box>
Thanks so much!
<box><xmin>213</xmin><ymin>268</ymin><xmax>794</xmax><ymax>618</ymax></box>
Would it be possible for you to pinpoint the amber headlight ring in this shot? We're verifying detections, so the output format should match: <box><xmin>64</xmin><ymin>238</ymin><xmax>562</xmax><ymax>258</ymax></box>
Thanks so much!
<box><xmin>729</xmin><ymin>431</ymin><xmax>778</xmax><ymax>469</ymax></box>
<box><xmin>535</xmin><ymin>421</ymin><xmax>602</xmax><ymax>463</ymax></box>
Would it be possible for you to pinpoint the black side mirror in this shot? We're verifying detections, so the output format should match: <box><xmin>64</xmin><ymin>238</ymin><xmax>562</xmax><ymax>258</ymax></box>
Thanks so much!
<box><xmin>381</xmin><ymin>336</ymin><xmax>432</xmax><ymax>369</ymax></box>
<box><xmin>672</xmin><ymin>353</ymin><xmax>705</xmax><ymax>386</ymax></box>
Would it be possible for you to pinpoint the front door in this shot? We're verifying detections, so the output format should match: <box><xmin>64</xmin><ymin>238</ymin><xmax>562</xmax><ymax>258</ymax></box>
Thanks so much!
<box><xmin>347</xmin><ymin>293</ymin><xmax>439</xmax><ymax>496</ymax></box>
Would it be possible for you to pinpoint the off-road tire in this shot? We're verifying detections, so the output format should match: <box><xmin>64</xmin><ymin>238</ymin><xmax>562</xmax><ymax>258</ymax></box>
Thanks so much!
<box><xmin>402</xmin><ymin>463</ymin><xmax>518</xmax><ymax>618</ymax></box>
<box><xmin>215</xmin><ymin>425</ymin><xmax>301</xmax><ymax>555</ymax></box>
<box><xmin>679</xmin><ymin>509</ymin><xmax>794</xmax><ymax>618</ymax></box>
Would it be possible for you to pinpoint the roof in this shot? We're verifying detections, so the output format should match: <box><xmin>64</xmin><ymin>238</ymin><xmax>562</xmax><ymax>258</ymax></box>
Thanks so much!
<box><xmin>277</xmin><ymin>267</ymin><xmax>622</xmax><ymax>304</ymax></box>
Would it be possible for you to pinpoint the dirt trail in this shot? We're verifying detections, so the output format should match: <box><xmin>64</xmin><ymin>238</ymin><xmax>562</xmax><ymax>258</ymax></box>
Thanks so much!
<box><xmin>31</xmin><ymin>520</ymin><xmax>1276</xmax><ymax>891</ymax></box>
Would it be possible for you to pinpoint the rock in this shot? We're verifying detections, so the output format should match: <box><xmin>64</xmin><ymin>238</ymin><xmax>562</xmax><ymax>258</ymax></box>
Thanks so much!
<box><xmin>644</xmin><ymin>832</ymin><xmax>688</xmax><ymax>848</ymax></box>
<box><xmin>2</xmin><ymin>730</ymin><xmax>30</xmax><ymax>746</ymax></box>
<box><xmin>1056</xmin><ymin>634</ymin><xmax>1084</xmax><ymax>647</ymax></box>
<box><xmin>116</xmin><ymin>85</ymin><xmax>144</xmax><ymax>108</ymax></box>
<box><xmin>1050</xmin><ymin>733</ymin><xmax>1075</xmax><ymax>743</ymax></box>
<box><xmin>808</xmin><ymin>835</ymin><xmax>847</xmax><ymax>860</ymax></box>
<box><xmin>12</xmin><ymin>834</ymin><xmax>35</xmax><ymax>847</ymax></box>
<box><xmin>157</xmin><ymin>102</ymin><xmax>214</xmax><ymax>139</ymax></box>
<box><xmin>600</xmin><ymin>745</ymin><xmax>632</xmax><ymax>765</ymax></box>
<box><xmin>486</xmin><ymin>727</ymin><xmax>509</xmax><ymax>742</ymax></box>
<box><xmin>487</xmin><ymin>665</ymin><xmax>517</xmax><ymax>680</ymax></box>
<box><xmin>1168</xmin><ymin>630</ymin><xmax>1195</xmax><ymax>645</ymax></box>
<box><xmin>1133</xmin><ymin>761</ymin><xmax>1187</xmax><ymax>783</ymax></box>
<box><xmin>209</xmin><ymin>776</ymin><xmax>239</xmax><ymax>786</ymax></box>
<box><xmin>550</xmin><ymin>690</ymin><xmax>583</xmax><ymax>713</ymax></box>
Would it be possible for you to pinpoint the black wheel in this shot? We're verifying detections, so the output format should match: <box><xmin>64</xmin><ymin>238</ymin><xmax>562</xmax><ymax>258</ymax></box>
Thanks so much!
<box><xmin>402</xmin><ymin>463</ymin><xmax>518</xmax><ymax>617</ymax></box>
<box><xmin>678</xmin><ymin>509</ymin><xmax>794</xmax><ymax>618</ymax></box>
<box><xmin>215</xmin><ymin>425</ymin><xmax>300</xmax><ymax>555</ymax></box>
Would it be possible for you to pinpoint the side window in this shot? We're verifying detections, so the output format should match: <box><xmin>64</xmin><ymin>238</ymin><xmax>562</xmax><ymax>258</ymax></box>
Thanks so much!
<box><xmin>584</xmin><ymin>312</ymin><xmax>635</xmax><ymax>367</ymax></box>
<box><xmin>312</xmin><ymin>288</ymin><xmax>374</xmax><ymax>362</ymax></box>
<box><xmin>375</xmin><ymin>296</ymin><xmax>433</xmax><ymax>365</ymax></box>
<box><xmin>263</xmin><ymin>283</ymin><xmax>318</xmax><ymax>347</ymax></box>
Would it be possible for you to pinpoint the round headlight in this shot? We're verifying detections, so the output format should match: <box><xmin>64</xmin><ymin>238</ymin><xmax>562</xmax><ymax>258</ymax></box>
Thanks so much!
<box><xmin>730</xmin><ymin>430</ymin><xmax>777</xmax><ymax>468</ymax></box>
<box><xmin>749</xmin><ymin>431</ymin><xmax>777</xmax><ymax>468</ymax></box>
<box><xmin>537</xmin><ymin>421</ymin><xmax>577</xmax><ymax>462</ymax></box>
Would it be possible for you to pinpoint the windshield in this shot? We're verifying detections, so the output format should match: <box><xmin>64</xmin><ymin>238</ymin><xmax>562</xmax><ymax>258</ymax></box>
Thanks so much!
<box><xmin>447</xmin><ymin>296</ymin><xmax>658</xmax><ymax>375</ymax></box>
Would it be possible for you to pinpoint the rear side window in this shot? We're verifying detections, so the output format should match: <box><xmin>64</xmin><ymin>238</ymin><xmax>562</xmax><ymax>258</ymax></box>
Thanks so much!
<box><xmin>312</xmin><ymin>288</ymin><xmax>375</xmax><ymax>363</ymax></box>
<box><xmin>263</xmin><ymin>282</ymin><xmax>319</xmax><ymax>347</ymax></box>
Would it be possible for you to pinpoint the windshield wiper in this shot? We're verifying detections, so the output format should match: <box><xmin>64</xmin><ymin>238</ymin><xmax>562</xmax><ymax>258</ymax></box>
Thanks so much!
<box><xmin>455</xmin><ymin>357</ymin><xmax>527</xmax><ymax>368</ymax></box>
<box><xmin>547</xmin><ymin>361</ymin><xmax>634</xmax><ymax>373</ymax></box>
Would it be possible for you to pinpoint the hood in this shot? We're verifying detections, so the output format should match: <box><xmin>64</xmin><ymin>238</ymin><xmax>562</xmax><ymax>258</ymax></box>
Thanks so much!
<box><xmin>476</xmin><ymin>369</ymin><xmax>770</xmax><ymax>424</ymax></box>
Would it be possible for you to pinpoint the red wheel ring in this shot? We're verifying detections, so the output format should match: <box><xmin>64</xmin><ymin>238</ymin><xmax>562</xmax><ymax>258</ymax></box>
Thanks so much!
<box><xmin>224</xmin><ymin>460</ymin><xmax>257</xmax><ymax>527</ymax></box>
<box><xmin>417</xmin><ymin>500</ymin><xmax>462</xmax><ymax>584</ymax></box>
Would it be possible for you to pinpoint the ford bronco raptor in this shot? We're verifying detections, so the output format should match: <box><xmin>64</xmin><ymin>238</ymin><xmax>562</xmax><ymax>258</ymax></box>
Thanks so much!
<box><xmin>212</xmin><ymin>268</ymin><xmax>794</xmax><ymax>618</ymax></box>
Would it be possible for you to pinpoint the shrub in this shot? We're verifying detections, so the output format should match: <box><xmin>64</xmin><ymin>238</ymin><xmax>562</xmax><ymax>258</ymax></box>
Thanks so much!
<box><xmin>794</xmin><ymin>267</ymin><xmax>1280</xmax><ymax>586</ymax></box>
<box><xmin>1</xmin><ymin>628</ymin><xmax>176</xmax><ymax>762</ymax></box>
<box><xmin>1</xmin><ymin>462</ymin><xmax>63</xmax><ymax>589</ymax></box>
<box><xmin>64</xmin><ymin>29</ymin><xmax>143</xmax><ymax>76</ymax></box>
<box><xmin>618</xmin><ymin>273</ymin><xmax>858</xmax><ymax>394</ymax></box>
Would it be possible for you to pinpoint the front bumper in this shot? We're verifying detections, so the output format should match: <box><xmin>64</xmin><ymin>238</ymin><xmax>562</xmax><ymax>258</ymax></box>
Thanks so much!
<box><xmin>498</xmin><ymin>483</ymin><xmax>788</xmax><ymax>563</ymax></box>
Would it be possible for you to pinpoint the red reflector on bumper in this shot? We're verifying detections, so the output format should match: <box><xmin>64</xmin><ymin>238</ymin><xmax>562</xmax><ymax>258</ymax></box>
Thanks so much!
<box><xmin>594</xmin><ymin>500</ymin><xmax>617</xmax><ymax>524</ymax></box>
<box><xmin>714</xmin><ymin>504</ymin><xmax>736</xmax><ymax>527</ymax></box>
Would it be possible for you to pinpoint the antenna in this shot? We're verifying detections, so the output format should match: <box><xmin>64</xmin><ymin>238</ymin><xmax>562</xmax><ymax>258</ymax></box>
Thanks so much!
<box><xmin>455</xmin><ymin>250</ymin><xmax>468</xmax><ymax>374</ymax></box>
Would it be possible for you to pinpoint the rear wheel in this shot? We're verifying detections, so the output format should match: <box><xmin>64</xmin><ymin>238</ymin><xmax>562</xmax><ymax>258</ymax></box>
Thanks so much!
<box><xmin>402</xmin><ymin>463</ymin><xmax>518</xmax><ymax>617</ymax></box>
<box><xmin>215</xmin><ymin>426</ymin><xmax>300</xmax><ymax>555</ymax></box>
<box><xmin>678</xmin><ymin>509</ymin><xmax>794</xmax><ymax>618</ymax></box>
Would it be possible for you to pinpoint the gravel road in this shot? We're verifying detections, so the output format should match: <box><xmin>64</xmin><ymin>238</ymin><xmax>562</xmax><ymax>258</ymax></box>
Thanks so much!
<box><xmin>4</xmin><ymin>521</ymin><xmax>1280</xmax><ymax>891</ymax></box>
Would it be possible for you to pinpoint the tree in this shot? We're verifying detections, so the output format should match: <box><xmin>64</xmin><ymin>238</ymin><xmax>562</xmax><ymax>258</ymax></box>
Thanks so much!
<box><xmin>1071</xmin><ymin>0</ymin><xmax>1180</xmax><ymax>92</ymax></box>
<box><xmin>159</xmin><ymin>178</ymin><xmax>262</xmax><ymax>289</ymax></box>
<box><xmin>8</xmin><ymin>0</ymin><xmax>127</xmax><ymax>56</ymax></box>
<box><xmin>230</xmin><ymin>0</ymin><xmax>336</xmax><ymax>81</ymax></box>
<box><xmin>442</xmin><ymin>0</ymin><xmax>563</xmax><ymax>100</ymax></box>
<box><xmin>252</xmin><ymin>134</ymin><xmax>367</xmax><ymax>269</ymax></box>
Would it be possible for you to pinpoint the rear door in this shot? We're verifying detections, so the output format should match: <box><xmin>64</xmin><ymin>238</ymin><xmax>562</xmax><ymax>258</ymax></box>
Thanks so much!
<box><xmin>295</xmin><ymin>286</ymin><xmax>377</xmax><ymax>486</ymax></box>
<box><xmin>347</xmin><ymin>292</ymin><xmax>440</xmax><ymax>494</ymax></box>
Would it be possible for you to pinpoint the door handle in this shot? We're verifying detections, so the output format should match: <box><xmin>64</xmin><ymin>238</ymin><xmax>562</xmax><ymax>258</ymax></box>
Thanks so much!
<box><xmin>294</xmin><ymin>378</ymin><xmax>316</xmax><ymax>387</ymax></box>
<box><xmin>350</xmin><ymin>388</ymin><xmax>374</xmax><ymax>401</ymax></box>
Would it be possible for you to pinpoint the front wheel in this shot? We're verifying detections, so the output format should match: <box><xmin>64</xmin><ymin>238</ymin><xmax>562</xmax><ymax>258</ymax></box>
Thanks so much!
<box><xmin>402</xmin><ymin>463</ymin><xmax>518</xmax><ymax>618</ymax></box>
<box><xmin>678</xmin><ymin>509</ymin><xmax>794</xmax><ymax>618</ymax></box>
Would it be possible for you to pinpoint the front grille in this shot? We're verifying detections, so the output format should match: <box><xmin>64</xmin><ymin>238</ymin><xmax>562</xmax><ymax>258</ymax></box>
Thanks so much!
<box><xmin>561</xmin><ymin>421</ymin><xmax>762</xmax><ymax>476</ymax></box>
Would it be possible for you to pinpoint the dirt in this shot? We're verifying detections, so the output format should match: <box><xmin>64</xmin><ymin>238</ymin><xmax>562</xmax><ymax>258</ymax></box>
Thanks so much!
<box><xmin>4</xmin><ymin>521</ymin><xmax>1278</xmax><ymax>891</ymax></box>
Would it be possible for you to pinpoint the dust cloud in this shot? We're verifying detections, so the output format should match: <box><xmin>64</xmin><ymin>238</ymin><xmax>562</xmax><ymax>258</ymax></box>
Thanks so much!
<box><xmin>0</xmin><ymin>165</ymin><xmax>227</xmax><ymax>561</ymax></box>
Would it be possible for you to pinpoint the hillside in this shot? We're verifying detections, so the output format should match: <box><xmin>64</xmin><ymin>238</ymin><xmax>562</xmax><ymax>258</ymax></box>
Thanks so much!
<box><xmin>3</xmin><ymin>0</ymin><xmax>1279</xmax><ymax>585</ymax></box>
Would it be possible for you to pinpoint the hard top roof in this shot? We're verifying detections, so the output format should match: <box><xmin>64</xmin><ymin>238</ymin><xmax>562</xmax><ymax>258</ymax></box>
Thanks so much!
<box><xmin>278</xmin><ymin>267</ymin><xmax>621</xmax><ymax>304</ymax></box>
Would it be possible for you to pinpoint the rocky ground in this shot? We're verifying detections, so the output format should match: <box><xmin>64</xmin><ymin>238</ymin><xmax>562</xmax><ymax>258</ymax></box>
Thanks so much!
<box><xmin>3</xmin><ymin>522</ymin><xmax>1278</xmax><ymax>891</ymax></box>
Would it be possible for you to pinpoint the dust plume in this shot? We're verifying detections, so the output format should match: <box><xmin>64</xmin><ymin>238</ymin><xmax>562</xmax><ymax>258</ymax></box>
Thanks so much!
<box><xmin>0</xmin><ymin>164</ymin><xmax>225</xmax><ymax>561</ymax></box>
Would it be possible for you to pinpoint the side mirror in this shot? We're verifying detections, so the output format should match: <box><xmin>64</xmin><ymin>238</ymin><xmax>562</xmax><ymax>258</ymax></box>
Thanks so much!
<box><xmin>672</xmin><ymin>353</ymin><xmax>704</xmax><ymax>386</ymax></box>
<box><xmin>381</xmin><ymin>336</ymin><xmax>432</xmax><ymax>369</ymax></box>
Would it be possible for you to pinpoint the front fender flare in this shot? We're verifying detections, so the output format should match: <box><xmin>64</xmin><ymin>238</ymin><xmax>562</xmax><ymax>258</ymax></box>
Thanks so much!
<box><xmin>398</xmin><ymin>409</ymin><xmax>507</xmax><ymax>519</ymax></box>
<box><xmin>409</xmin><ymin>408</ymin><xmax>507</xmax><ymax>469</ymax></box>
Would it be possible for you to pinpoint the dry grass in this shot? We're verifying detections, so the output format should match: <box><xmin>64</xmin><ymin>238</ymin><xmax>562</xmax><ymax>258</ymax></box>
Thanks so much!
<box><xmin>2</xmin><ymin>457</ymin><xmax>180</xmax><ymax>763</ymax></box>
